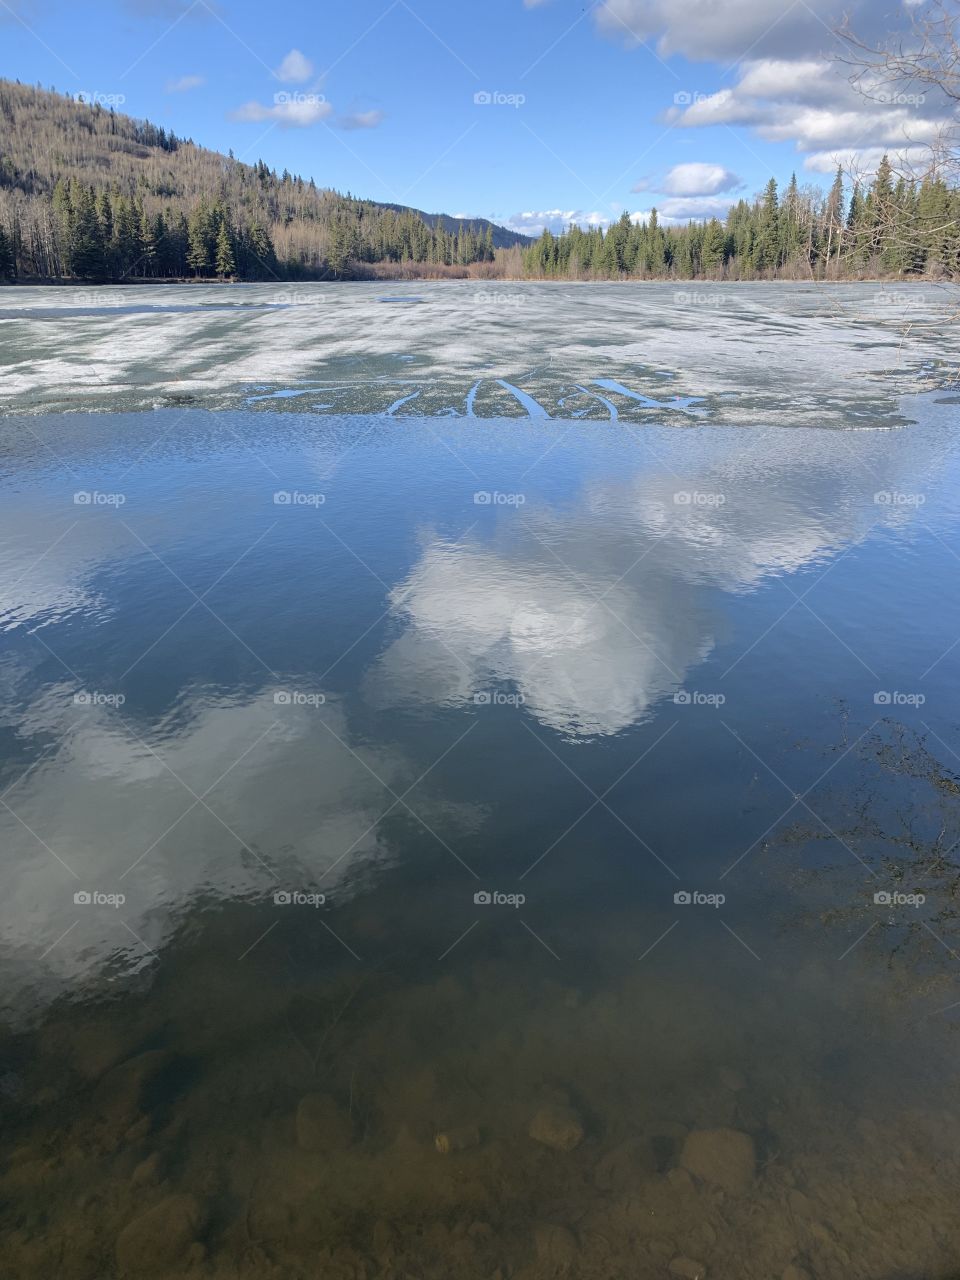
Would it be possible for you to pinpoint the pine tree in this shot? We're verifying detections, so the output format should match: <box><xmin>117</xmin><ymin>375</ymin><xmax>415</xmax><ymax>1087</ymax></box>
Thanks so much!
<box><xmin>186</xmin><ymin>200</ymin><xmax>213</xmax><ymax>276</ymax></box>
<box><xmin>0</xmin><ymin>224</ymin><xmax>14</xmax><ymax>278</ymax></box>
<box><xmin>753</xmin><ymin>178</ymin><xmax>781</xmax><ymax>273</ymax></box>
<box><xmin>215</xmin><ymin>222</ymin><xmax>236</xmax><ymax>277</ymax></box>
<box><xmin>701</xmin><ymin>219</ymin><xmax>726</xmax><ymax>273</ymax></box>
<box><xmin>824</xmin><ymin>166</ymin><xmax>845</xmax><ymax>270</ymax></box>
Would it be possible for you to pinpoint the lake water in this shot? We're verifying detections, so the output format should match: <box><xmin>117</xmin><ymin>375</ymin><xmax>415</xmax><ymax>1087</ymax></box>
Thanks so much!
<box><xmin>2</xmin><ymin>282</ymin><xmax>960</xmax><ymax>1279</ymax></box>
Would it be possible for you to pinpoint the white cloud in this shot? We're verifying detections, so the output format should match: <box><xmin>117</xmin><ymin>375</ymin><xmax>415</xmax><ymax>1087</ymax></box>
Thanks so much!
<box><xmin>662</xmin><ymin>53</ymin><xmax>948</xmax><ymax>170</ymax></box>
<box><xmin>802</xmin><ymin>144</ymin><xmax>934</xmax><ymax>177</ymax></box>
<box><xmin>505</xmin><ymin>209</ymin><xmax>611</xmax><ymax>236</ymax></box>
<box><xmin>274</xmin><ymin>48</ymin><xmax>314</xmax><ymax>83</ymax></box>
<box><xmin>368</xmin><ymin>422</ymin><xmax>943</xmax><ymax>739</ymax></box>
<box><xmin>632</xmin><ymin>195</ymin><xmax>741</xmax><ymax>224</ymax></box>
<box><xmin>335</xmin><ymin>109</ymin><xmax>385</xmax><ymax>130</ymax></box>
<box><xmin>594</xmin><ymin>0</ymin><xmax>886</xmax><ymax>62</ymax></box>
<box><xmin>654</xmin><ymin>162</ymin><xmax>743</xmax><ymax>196</ymax></box>
<box><xmin>165</xmin><ymin>74</ymin><xmax>205</xmax><ymax>93</ymax></box>
<box><xmin>231</xmin><ymin>96</ymin><xmax>333</xmax><ymax>127</ymax></box>
<box><xmin>591</xmin><ymin>1</ymin><xmax>946</xmax><ymax>172</ymax></box>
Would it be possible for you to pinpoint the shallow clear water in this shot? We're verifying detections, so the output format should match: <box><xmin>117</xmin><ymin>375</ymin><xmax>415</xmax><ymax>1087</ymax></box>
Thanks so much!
<box><xmin>2</xmin><ymin>285</ymin><xmax>960</xmax><ymax>1279</ymax></box>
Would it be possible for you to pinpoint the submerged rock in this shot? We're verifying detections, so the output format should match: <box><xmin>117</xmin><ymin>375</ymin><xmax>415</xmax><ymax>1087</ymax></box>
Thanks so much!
<box><xmin>93</xmin><ymin>1049</ymin><xmax>177</xmax><ymax>1126</ymax></box>
<box><xmin>115</xmin><ymin>1193</ymin><xmax>204</xmax><ymax>1275</ymax></box>
<box><xmin>528</xmin><ymin>1104</ymin><xmax>585</xmax><ymax>1152</ymax></box>
<box><xmin>295</xmin><ymin>1092</ymin><xmax>353</xmax><ymax>1152</ymax></box>
<box><xmin>669</xmin><ymin>1257</ymin><xmax>707</xmax><ymax>1278</ymax></box>
<box><xmin>718</xmin><ymin>1067</ymin><xmax>746</xmax><ymax>1093</ymax></box>
<box><xmin>679</xmin><ymin>1127</ymin><xmax>755</xmax><ymax>1194</ymax></box>
<box><xmin>130</xmin><ymin>1152</ymin><xmax>161</xmax><ymax>1187</ymax></box>
<box><xmin>594</xmin><ymin>1137</ymin><xmax>657</xmax><ymax>1190</ymax></box>
<box><xmin>534</xmin><ymin>1223</ymin><xmax>578</xmax><ymax>1271</ymax></box>
<box><xmin>435</xmin><ymin>1124</ymin><xmax>481</xmax><ymax>1154</ymax></box>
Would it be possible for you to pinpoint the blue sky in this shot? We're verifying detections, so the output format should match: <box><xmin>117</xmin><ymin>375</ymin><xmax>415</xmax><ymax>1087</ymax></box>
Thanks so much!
<box><xmin>2</xmin><ymin>0</ymin><xmax>937</xmax><ymax>233</ymax></box>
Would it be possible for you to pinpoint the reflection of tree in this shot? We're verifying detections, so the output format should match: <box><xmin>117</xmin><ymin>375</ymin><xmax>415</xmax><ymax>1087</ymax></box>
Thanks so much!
<box><xmin>772</xmin><ymin>714</ymin><xmax>960</xmax><ymax>992</ymax></box>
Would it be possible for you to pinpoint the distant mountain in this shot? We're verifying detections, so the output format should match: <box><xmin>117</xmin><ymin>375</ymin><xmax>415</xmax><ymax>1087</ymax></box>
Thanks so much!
<box><xmin>0</xmin><ymin>80</ymin><xmax>530</xmax><ymax>282</ymax></box>
<box><xmin>375</xmin><ymin>203</ymin><xmax>528</xmax><ymax>252</ymax></box>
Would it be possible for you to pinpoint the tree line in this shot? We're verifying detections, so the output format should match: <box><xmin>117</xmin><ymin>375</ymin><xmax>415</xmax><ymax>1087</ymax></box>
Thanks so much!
<box><xmin>0</xmin><ymin>81</ymin><xmax>502</xmax><ymax>281</ymax></box>
<box><xmin>523</xmin><ymin>161</ymin><xmax>960</xmax><ymax>281</ymax></box>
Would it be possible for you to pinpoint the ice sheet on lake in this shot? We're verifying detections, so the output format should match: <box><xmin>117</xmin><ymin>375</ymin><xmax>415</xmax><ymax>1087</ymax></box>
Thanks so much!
<box><xmin>1</xmin><ymin>280</ymin><xmax>958</xmax><ymax>427</ymax></box>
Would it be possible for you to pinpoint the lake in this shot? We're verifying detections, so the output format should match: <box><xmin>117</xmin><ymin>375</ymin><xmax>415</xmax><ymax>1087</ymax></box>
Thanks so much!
<box><xmin>1</xmin><ymin>280</ymin><xmax>960</xmax><ymax>1279</ymax></box>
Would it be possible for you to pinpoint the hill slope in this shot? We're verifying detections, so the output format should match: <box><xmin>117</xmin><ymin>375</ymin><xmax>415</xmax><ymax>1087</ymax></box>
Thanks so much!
<box><xmin>0</xmin><ymin>81</ymin><xmax>529</xmax><ymax>281</ymax></box>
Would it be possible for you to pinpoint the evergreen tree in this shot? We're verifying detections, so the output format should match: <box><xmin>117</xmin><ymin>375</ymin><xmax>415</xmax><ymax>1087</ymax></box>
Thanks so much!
<box><xmin>701</xmin><ymin>219</ymin><xmax>726</xmax><ymax>273</ymax></box>
<box><xmin>215</xmin><ymin>221</ymin><xmax>236</xmax><ymax>277</ymax></box>
<box><xmin>0</xmin><ymin>224</ymin><xmax>14</xmax><ymax>278</ymax></box>
<box><xmin>753</xmin><ymin>178</ymin><xmax>781</xmax><ymax>272</ymax></box>
<box><xmin>824</xmin><ymin>166</ymin><xmax>845</xmax><ymax>268</ymax></box>
<box><xmin>186</xmin><ymin>200</ymin><xmax>214</xmax><ymax>275</ymax></box>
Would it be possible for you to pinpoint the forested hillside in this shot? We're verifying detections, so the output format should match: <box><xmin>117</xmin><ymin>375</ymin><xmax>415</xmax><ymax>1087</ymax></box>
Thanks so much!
<box><xmin>0</xmin><ymin>80</ymin><xmax>525</xmax><ymax>282</ymax></box>
<box><xmin>524</xmin><ymin>163</ymin><xmax>960</xmax><ymax>281</ymax></box>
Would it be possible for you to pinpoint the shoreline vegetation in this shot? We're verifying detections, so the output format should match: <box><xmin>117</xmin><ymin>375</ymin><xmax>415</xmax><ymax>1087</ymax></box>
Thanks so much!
<box><xmin>1</xmin><ymin>81</ymin><xmax>958</xmax><ymax>287</ymax></box>
<box><xmin>0</xmin><ymin>271</ymin><xmax>952</xmax><ymax>288</ymax></box>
